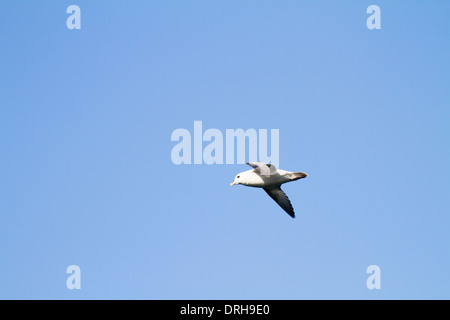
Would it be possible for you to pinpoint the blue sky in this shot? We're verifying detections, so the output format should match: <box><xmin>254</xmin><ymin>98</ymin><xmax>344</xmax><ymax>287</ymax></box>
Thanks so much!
<box><xmin>0</xmin><ymin>1</ymin><xmax>449</xmax><ymax>299</ymax></box>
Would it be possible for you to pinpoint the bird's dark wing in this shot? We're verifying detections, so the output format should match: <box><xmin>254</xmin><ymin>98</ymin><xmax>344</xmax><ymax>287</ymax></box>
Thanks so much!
<box><xmin>263</xmin><ymin>186</ymin><xmax>295</xmax><ymax>218</ymax></box>
<box><xmin>246</xmin><ymin>162</ymin><xmax>276</xmax><ymax>177</ymax></box>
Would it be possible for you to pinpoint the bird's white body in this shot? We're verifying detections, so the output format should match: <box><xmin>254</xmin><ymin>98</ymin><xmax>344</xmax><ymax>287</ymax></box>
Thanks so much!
<box><xmin>230</xmin><ymin>169</ymin><xmax>299</xmax><ymax>188</ymax></box>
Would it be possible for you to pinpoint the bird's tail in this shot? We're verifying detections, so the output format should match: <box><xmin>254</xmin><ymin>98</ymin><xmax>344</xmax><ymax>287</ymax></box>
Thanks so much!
<box><xmin>291</xmin><ymin>172</ymin><xmax>308</xmax><ymax>181</ymax></box>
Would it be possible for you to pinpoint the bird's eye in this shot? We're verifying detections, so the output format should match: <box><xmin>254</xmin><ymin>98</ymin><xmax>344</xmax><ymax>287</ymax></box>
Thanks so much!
<box><xmin>237</xmin><ymin>175</ymin><xmax>240</xmax><ymax>178</ymax></box>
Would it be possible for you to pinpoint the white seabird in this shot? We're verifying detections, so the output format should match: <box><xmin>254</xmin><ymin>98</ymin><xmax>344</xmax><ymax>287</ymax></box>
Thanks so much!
<box><xmin>230</xmin><ymin>162</ymin><xmax>308</xmax><ymax>218</ymax></box>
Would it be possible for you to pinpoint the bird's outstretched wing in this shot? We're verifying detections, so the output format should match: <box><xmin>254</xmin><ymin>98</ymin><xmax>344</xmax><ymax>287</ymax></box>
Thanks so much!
<box><xmin>246</xmin><ymin>162</ymin><xmax>277</xmax><ymax>177</ymax></box>
<box><xmin>263</xmin><ymin>186</ymin><xmax>295</xmax><ymax>218</ymax></box>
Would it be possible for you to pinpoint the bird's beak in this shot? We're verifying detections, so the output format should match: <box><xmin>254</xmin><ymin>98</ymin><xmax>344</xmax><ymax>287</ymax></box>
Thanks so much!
<box><xmin>230</xmin><ymin>181</ymin><xmax>236</xmax><ymax>186</ymax></box>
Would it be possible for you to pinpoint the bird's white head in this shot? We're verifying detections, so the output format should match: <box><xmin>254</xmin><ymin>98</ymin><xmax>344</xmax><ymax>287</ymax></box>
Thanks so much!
<box><xmin>230</xmin><ymin>173</ymin><xmax>242</xmax><ymax>186</ymax></box>
<box><xmin>230</xmin><ymin>170</ymin><xmax>258</xmax><ymax>187</ymax></box>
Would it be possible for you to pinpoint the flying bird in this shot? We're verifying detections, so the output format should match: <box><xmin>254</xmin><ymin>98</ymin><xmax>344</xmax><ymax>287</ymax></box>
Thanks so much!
<box><xmin>230</xmin><ymin>162</ymin><xmax>308</xmax><ymax>218</ymax></box>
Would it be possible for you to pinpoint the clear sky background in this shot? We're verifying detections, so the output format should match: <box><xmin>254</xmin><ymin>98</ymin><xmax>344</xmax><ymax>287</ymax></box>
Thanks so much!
<box><xmin>1</xmin><ymin>1</ymin><xmax>449</xmax><ymax>299</ymax></box>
